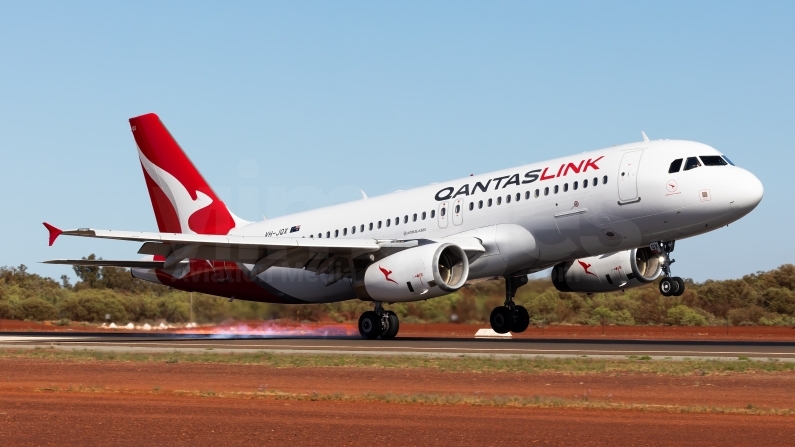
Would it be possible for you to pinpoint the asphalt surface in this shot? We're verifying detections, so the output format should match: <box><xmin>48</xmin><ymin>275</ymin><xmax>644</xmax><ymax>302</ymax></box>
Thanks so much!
<box><xmin>1</xmin><ymin>332</ymin><xmax>794</xmax><ymax>360</ymax></box>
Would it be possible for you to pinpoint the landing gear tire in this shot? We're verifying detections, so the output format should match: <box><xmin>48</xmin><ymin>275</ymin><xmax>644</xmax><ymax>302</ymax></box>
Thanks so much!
<box><xmin>672</xmin><ymin>277</ymin><xmax>685</xmax><ymax>296</ymax></box>
<box><xmin>512</xmin><ymin>306</ymin><xmax>530</xmax><ymax>333</ymax></box>
<box><xmin>358</xmin><ymin>311</ymin><xmax>383</xmax><ymax>339</ymax></box>
<box><xmin>380</xmin><ymin>311</ymin><xmax>400</xmax><ymax>340</ymax></box>
<box><xmin>659</xmin><ymin>277</ymin><xmax>676</xmax><ymax>297</ymax></box>
<box><xmin>490</xmin><ymin>306</ymin><xmax>514</xmax><ymax>334</ymax></box>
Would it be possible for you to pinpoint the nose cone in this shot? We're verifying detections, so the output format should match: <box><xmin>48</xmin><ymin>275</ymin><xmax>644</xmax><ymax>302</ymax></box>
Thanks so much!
<box><xmin>730</xmin><ymin>169</ymin><xmax>763</xmax><ymax>215</ymax></box>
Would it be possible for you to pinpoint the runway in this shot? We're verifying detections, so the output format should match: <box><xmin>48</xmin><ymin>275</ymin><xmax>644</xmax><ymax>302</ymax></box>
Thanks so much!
<box><xmin>2</xmin><ymin>332</ymin><xmax>794</xmax><ymax>360</ymax></box>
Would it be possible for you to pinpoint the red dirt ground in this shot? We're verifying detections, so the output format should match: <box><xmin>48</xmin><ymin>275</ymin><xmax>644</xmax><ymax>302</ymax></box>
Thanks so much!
<box><xmin>3</xmin><ymin>319</ymin><xmax>795</xmax><ymax>341</ymax></box>
<box><xmin>1</xmin><ymin>358</ymin><xmax>794</xmax><ymax>446</ymax></box>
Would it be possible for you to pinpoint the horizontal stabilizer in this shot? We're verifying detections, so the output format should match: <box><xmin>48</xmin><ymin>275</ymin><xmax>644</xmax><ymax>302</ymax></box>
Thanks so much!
<box><xmin>42</xmin><ymin>259</ymin><xmax>165</xmax><ymax>269</ymax></box>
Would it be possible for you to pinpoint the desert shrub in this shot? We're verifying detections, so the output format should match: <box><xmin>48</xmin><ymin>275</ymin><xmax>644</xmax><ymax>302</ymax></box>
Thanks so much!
<box><xmin>727</xmin><ymin>305</ymin><xmax>768</xmax><ymax>326</ymax></box>
<box><xmin>0</xmin><ymin>301</ymin><xmax>14</xmax><ymax>319</ymax></box>
<box><xmin>15</xmin><ymin>298</ymin><xmax>59</xmax><ymax>321</ymax></box>
<box><xmin>666</xmin><ymin>305</ymin><xmax>707</xmax><ymax>326</ymax></box>
<box><xmin>58</xmin><ymin>290</ymin><xmax>129</xmax><ymax>322</ymax></box>
<box><xmin>761</xmin><ymin>287</ymin><xmax>795</xmax><ymax>314</ymax></box>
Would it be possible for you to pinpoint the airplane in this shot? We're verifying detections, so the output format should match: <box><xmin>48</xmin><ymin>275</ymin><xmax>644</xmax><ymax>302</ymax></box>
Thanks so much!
<box><xmin>43</xmin><ymin>114</ymin><xmax>764</xmax><ymax>339</ymax></box>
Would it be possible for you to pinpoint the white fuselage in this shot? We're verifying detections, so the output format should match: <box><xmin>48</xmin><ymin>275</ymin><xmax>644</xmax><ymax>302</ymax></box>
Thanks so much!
<box><xmin>222</xmin><ymin>139</ymin><xmax>762</xmax><ymax>303</ymax></box>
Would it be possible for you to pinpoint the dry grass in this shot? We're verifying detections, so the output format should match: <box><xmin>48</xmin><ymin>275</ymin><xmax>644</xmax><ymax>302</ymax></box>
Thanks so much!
<box><xmin>3</xmin><ymin>347</ymin><xmax>794</xmax><ymax>376</ymax></box>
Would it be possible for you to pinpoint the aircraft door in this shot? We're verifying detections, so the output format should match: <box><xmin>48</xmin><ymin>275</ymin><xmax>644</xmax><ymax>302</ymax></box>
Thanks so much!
<box><xmin>438</xmin><ymin>202</ymin><xmax>449</xmax><ymax>228</ymax></box>
<box><xmin>618</xmin><ymin>150</ymin><xmax>644</xmax><ymax>202</ymax></box>
<box><xmin>452</xmin><ymin>199</ymin><xmax>463</xmax><ymax>226</ymax></box>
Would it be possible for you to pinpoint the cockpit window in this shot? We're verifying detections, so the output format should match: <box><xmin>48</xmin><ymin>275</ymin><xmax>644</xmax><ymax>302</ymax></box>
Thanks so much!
<box><xmin>699</xmin><ymin>155</ymin><xmax>728</xmax><ymax>166</ymax></box>
<box><xmin>722</xmin><ymin>156</ymin><xmax>735</xmax><ymax>166</ymax></box>
<box><xmin>668</xmin><ymin>158</ymin><xmax>683</xmax><ymax>173</ymax></box>
<box><xmin>683</xmin><ymin>157</ymin><xmax>701</xmax><ymax>171</ymax></box>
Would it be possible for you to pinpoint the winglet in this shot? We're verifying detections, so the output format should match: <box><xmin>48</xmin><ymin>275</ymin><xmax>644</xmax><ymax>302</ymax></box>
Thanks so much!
<box><xmin>641</xmin><ymin>131</ymin><xmax>649</xmax><ymax>142</ymax></box>
<box><xmin>43</xmin><ymin>222</ymin><xmax>62</xmax><ymax>246</ymax></box>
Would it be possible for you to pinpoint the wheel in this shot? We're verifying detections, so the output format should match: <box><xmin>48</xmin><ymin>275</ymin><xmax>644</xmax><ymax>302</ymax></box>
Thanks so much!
<box><xmin>512</xmin><ymin>306</ymin><xmax>530</xmax><ymax>333</ymax></box>
<box><xmin>672</xmin><ymin>277</ymin><xmax>685</xmax><ymax>296</ymax></box>
<box><xmin>659</xmin><ymin>277</ymin><xmax>675</xmax><ymax>297</ymax></box>
<box><xmin>380</xmin><ymin>311</ymin><xmax>400</xmax><ymax>339</ymax></box>
<box><xmin>358</xmin><ymin>311</ymin><xmax>383</xmax><ymax>339</ymax></box>
<box><xmin>490</xmin><ymin>306</ymin><xmax>513</xmax><ymax>334</ymax></box>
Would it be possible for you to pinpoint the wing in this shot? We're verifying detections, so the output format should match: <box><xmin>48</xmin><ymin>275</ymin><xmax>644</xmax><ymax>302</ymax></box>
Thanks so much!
<box><xmin>42</xmin><ymin>223</ymin><xmax>485</xmax><ymax>280</ymax></box>
<box><xmin>43</xmin><ymin>259</ymin><xmax>165</xmax><ymax>269</ymax></box>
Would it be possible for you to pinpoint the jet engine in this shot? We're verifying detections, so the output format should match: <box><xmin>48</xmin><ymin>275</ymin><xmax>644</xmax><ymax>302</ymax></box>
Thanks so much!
<box><xmin>354</xmin><ymin>242</ymin><xmax>469</xmax><ymax>302</ymax></box>
<box><xmin>551</xmin><ymin>248</ymin><xmax>663</xmax><ymax>293</ymax></box>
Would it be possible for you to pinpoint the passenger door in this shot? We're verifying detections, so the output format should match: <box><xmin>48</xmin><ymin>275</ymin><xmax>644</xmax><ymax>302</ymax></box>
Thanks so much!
<box><xmin>618</xmin><ymin>150</ymin><xmax>644</xmax><ymax>202</ymax></box>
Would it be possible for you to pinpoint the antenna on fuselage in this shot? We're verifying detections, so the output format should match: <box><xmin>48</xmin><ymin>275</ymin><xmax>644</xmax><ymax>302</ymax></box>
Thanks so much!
<box><xmin>360</xmin><ymin>190</ymin><xmax>368</xmax><ymax>200</ymax></box>
<box><xmin>641</xmin><ymin>131</ymin><xmax>649</xmax><ymax>142</ymax></box>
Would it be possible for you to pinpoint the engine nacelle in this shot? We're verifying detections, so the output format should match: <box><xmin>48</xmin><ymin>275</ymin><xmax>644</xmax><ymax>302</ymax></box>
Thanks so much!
<box><xmin>354</xmin><ymin>242</ymin><xmax>469</xmax><ymax>302</ymax></box>
<box><xmin>552</xmin><ymin>248</ymin><xmax>663</xmax><ymax>293</ymax></box>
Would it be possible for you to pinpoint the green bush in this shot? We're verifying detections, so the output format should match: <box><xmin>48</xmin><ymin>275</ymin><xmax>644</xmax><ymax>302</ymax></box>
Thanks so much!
<box><xmin>0</xmin><ymin>301</ymin><xmax>14</xmax><ymax>319</ymax></box>
<box><xmin>58</xmin><ymin>290</ymin><xmax>129</xmax><ymax>322</ymax></box>
<box><xmin>15</xmin><ymin>298</ymin><xmax>59</xmax><ymax>321</ymax></box>
<box><xmin>666</xmin><ymin>305</ymin><xmax>707</xmax><ymax>326</ymax></box>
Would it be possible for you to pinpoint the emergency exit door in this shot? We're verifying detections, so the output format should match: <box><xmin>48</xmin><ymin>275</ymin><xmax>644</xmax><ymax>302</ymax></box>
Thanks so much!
<box><xmin>618</xmin><ymin>150</ymin><xmax>644</xmax><ymax>202</ymax></box>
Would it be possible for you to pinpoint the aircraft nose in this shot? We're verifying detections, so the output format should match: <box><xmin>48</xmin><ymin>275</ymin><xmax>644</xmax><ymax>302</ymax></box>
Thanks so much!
<box><xmin>730</xmin><ymin>169</ymin><xmax>763</xmax><ymax>214</ymax></box>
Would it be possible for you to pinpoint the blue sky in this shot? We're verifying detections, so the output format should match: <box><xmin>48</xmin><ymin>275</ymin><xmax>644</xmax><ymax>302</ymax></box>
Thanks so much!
<box><xmin>1</xmin><ymin>1</ymin><xmax>792</xmax><ymax>282</ymax></box>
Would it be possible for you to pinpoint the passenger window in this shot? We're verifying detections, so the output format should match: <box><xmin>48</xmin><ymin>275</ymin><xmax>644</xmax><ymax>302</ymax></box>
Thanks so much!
<box><xmin>377</xmin><ymin>221</ymin><xmax>382</xmax><ymax>229</ymax></box>
<box><xmin>360</xmin><ymin>224</ymin><xmax>365</xmax><ymax>232</ymax></box>
<box><xmin>516</xmin><ymin>193</ymin><xmax>521</xmax><ymax>201</ymax></box>
<box><xmin>554</xmin><ymin>185</ymin><xmax>559</xmax><ymax>194</ymax></box>
<box><xmin>525</xmin><ymin>191</ymin><xmax>530</xmax><ymax>200</ymax></box>
<box><xmin>478</xmin><ymin>200</ymin><xmax>483</xmax><ymax>209</ymax></box>
<box><xmin>422</xmin><ymin>212</ymin><xmax>426</xmax><ymax>220</ymax></box>
<box><xmin>413</xmin><ymin>213</ymin><xmax>417</xmax><ymax>222</ymax></box>
<box><xmin>593</xmin><ymin>177</ymin><xmax>598</xmax><ymax>186</ymax></box>
<box><xmin>326</xmin><ymin>231</ymin><xmax>330</xmax><ymax>238</ymax></box>
<box><xmin>344</xmin><ymin>228</ymin><xmax>348</xmax><ymax>236</ymax></box>
<box><xmin>334</xmin><ymin>230</ymin><xmax>339</xmax><ymax>237</ymax></box>
<box><xmin>431</xmin><ymin>210</ymin><xmax>436</xmax><ymax>218</ymax></box>
<box><xmin>440</xmin><ymin>208</ymin><xmax>446</xmax><ymax>217</ymax></box>
<box><xmin>488</xmin><ymin>198</ymin><xmax>493</xmax><ymax>207</ymax></box>
<box><xmin>497</xmin><ymin>197</ymin><xmax>502</xmax><ymax>205</ymax></box>
<box><xmin>573</xmin><ymin>181</ymin><xmax>578</xmax><ymax>190</ymax></box>
<box><xmin>395</xmin><ymin>216</ymin><xmax>400</xmax><ymax>225</ymax></box>
<box><xmin>683</xmin><ymin>157</ymin><xmax>701</xmax><ymax>171</ymax></box>
<box><xmin>602</xmin><ymin>176</ymin><xmax>608</xmax><ymax>184</ymax></box>
<box><xmin>404</xmin><ymin>215</ymin><xmax>408</xmax><ymax>224</ymax></box>
<box><xmin>505</xmin><ymin>195</ymin><xmax>511</xmax><ymax>204</ymax></box>
<box><xmin>386</xmin><ymin>219</ymin><xmax>391</xmax><ymax>227</ymax></box>
<box><xmin>699</xmin><ymin>155</ymin><xmax>728</xmax><ymax>166</ymax></box>
<box><xmin>368</xmin><ymin>223</ymin><xmax>373</xmax><ymax>231</ymax></box>
<box><xmin>583</xmin><ymin>179</ymin><xmax>588</xmax><ymax>188</ymax></box>
<box><xmin>563</xmin><ymin>183</ymin><xmax>568</xmax><ymax>192</ymax></box>
<box><xmin>318</xmin><ymin>233</ymin><xmax>321</xmax><ymax>238</ymax></box>
<box><xmin>723</xmin><ymin>156</ymin><xmax>735</xmax><ymax>166</ymax></box>
<box><xmin>544</xmin><ymin>187</ymin><xmax>549</xmax><ymax>196</ymax></box>
<box><xmin>534</xmin><ymin>189</ymin><xmax>539</xmax><ymax>198</ymax></box>
<box><xmin>351</xmin><ymin>226</ymin><xmax>355</xmax><ymax>234</ymax></box>
<box><xmin>669</xmin><ymin>158</ymin><xmax>683</xmax><ymax>173</ymax></box>
<box><xmin>469</xmin><ymin>202</ymin><xmax>474</xmax><ymax>211</ymax></box>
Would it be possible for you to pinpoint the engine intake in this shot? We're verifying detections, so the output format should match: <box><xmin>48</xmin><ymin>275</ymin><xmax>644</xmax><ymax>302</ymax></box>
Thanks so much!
<box><xmin>552</xmin><ymin>247</ymin><xmax>662</xmax><ymax>293</ymax></box>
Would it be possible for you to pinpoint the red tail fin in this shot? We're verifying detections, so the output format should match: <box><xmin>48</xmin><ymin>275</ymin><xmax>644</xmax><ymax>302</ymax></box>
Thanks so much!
<box><xmin>129</xmin><ymin>113</ymin><xmax>238</xmax><ymax>235</ymax></box>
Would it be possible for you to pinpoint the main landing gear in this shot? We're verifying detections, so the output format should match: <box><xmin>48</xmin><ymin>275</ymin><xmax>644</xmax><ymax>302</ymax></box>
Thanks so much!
<box><xmin>489</xmin><ymin>275</ymin><xmax>531</xmax><ymax>334</ymax></box>
<box><xmin>358</xmin><ymin>302</ymin><xmax>399</xmax><ymax>340</ymax></box>
<box><xmin>656</xmin><ymin>241</ymin><xmax>685</xmax><ymax>297</ymax></box>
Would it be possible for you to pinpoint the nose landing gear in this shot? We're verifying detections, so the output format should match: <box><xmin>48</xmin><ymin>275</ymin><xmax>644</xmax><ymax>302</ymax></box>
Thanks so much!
<box><xmin>358</xmin><ymin>302</ymin><xmax>400</xmax><ymax>340</ymax></box>
<box><xmin>489</xmin><ymin>275</ymin><xmax>530</xmax><ymax>334</ymax></box>
<box><xmin>655</xmin><ymin>241</ymin><xmax>685</xmax><ymax>297</ymax></box>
